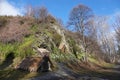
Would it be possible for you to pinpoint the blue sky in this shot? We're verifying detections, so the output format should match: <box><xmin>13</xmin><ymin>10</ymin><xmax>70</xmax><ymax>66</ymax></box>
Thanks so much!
<box><xmin>0</xmin><ymin>0</ymin><xmax>120</xmax><ymax>23</ymax></box>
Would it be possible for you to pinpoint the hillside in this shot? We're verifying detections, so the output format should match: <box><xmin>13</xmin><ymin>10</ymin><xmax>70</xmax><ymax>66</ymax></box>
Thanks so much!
<box><xmin>0</xmin><ymin>16</ymin><xmax>120</xmax><ymax>80</ymax></box>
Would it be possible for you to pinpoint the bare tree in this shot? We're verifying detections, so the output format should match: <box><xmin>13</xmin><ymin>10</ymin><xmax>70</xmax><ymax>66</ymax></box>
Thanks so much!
<box><xmin>93</xmin><ymin>16</ymin><xmax>117</xmax><ymax>62</ymax></box>
<box><xmin>38</xmin><ymin>6</ymin><xmax>48</xmax><ymax>23</ymax></box>
<box><xmin>113</xmin><ymin>15</ymin><xmax>120</xmax><ymax>56</ymax></box>
<box><xmin>93</xmin><ymin>16</ymin><xmax>110</xmax><ymax>54</ymax></box>
<box><xmin>68</xmin><ymin>4</ymin><xmax>94</xmax><ymax>62</ymax></box>
<box><xmin>31</xmin><ymin>6</ymin><xmax>48</xmax><ymax>23</ymax></box>
<box><xmin>25</xmin><ymin>5</ymin><xmax>34</xmax><ymax>17</ymax></box>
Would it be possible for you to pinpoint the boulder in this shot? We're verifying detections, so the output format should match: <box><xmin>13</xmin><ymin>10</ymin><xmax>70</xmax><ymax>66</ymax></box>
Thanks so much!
<box><xmin>33</xmin><ymin>47</ymin><xmax>50</xmax><ymax>57</ymax></box>
<box><xmin>36</xmin><ymin>48</ymin><xmax>50</xmax><ymax>57</ymax></box>
<box><xmin>18</xmin><ymin>57</ymin><xmax>42</xmax><ymax>72</ymax></box>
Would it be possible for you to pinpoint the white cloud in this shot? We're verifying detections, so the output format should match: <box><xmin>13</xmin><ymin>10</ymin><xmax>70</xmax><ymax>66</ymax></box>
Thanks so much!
<box><xmin>0</xmin><ymin>0</ymin><xmax>22</xmax><ymax>16</ymax></box>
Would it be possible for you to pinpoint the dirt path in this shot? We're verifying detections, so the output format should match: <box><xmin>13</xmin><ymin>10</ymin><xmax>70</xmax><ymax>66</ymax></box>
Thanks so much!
<box><xmin>31</xmin><ymin>63</ymin><xmax>78</xmax><ymax>80</ymax></box>
<box><xmin>1</xmin><ymin>62</ymin><xmax>120</xmax><ymax>80</ymax></box>
<box><xmin>31</xmin><ymin>63</ymin><xmax>108</xmax><ymax>80</ymax></box>
<box><xmin>113</xmin><ymin>65</ymin><xmax>120</xmax><ymax>71</ymax></box>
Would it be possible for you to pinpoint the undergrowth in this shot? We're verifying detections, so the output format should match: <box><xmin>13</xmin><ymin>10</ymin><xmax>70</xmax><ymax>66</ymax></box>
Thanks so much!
<box><xmin>0</xmin><ymin>35</ymin><xmax>35</xmax><ymax>62</ymax></box>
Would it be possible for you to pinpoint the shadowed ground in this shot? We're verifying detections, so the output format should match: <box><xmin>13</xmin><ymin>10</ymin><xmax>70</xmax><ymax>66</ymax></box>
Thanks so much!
<box><xmin>0</xmin><ymin>62</ymin><xmax>120</xmax><ymax>80</ymax></box>
<box><xmin>0</xmin><ymin>52</ymin><xmax>14</xmax><ymax>70</ymax></box>
<box><xmin>31</xmin><ymin>63</ymin><xmax>120</xmax><ymax>80</ymax></box>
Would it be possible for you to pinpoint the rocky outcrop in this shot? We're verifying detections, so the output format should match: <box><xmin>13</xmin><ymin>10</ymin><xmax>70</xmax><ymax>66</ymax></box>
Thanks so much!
<box><xmin>17</xmin><ymin>48</ymin><xmax>52</xmax><ymax>72</ymax></box>
<box><xmin>18</xmin><ymin>57</ymin><xmax>42</xmax><ymax>72</ymax></box>
<box><xmin>34</xmin><ymin>47</ymin><xmax>50</xmax><ymax>57</ymax></box>
<box><xmin>59</xmin><ymin>42</ymin><xmax>67</xmax><ymax>53</ymax></box>
<box><xmin>51</xmin><ymin>24</ymin><xmax>70</xmax><ymax>53</ymax></box>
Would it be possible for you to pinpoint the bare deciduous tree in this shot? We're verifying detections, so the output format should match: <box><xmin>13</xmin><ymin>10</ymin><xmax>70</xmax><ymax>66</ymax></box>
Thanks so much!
<box><xmin>25</xmin><ymin>5</ymin><xmax>34</xmax><ymax>17</ymax></box>
<box><xmin>25</xmin><ymin>6</ymin><xmax>48</xmax><ymax>23</ymax></box>
<box><xmin>113</xmin><ymin>15</ymin><xmax>120</xmax><ymax>56</ymax></box>
<box><xmin>68</xmin><ymin>4</ymin><xmax>94</xmax><ymax>62</ymax></box>
<box><xmin>93</xmin><ymin>16</ymin><xmax>117</xmax><ymax>62</ymax></box>
<box><xmin>39</xmin><ymin>6</ymin><xmax>48</xmax><ymax>23</ymax></box>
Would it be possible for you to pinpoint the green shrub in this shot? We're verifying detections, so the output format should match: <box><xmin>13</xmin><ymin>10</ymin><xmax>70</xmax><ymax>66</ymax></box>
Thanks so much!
<box><xmin>0</xmin><ymin>43</ymin><xmax>17</xmax><ymax>61</ymax></box>
<box><xmin>30</xmin><ymin>24</ymin><xmax>39</xmax><ymax>33</ymax></box>
<box><xmin>44</xmin><ymin>29</ymin><xmax>62</xmax><ymax>47</ymax></box>
<box><xmin>51</xmin><ymin>47</ymin><xmax>76</xmax><ymax>62</ymax></box>
<box><xmin>52</xmin><ymin>33</ymin><xmax>62</xmax><ymax>47</ymax></box>
<box><xmin>15</xmin><ymin>36</ymin><xmax>35</xmax><ymax>58</ymax></box>
<box><xmin>0</xmin><ymin>36</ymin><xmax>35</xmax><ymax>61</ymax></box>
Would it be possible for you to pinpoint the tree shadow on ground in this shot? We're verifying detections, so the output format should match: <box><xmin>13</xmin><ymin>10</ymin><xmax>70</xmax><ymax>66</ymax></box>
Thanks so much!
<box><xmin>0</xmin><ymin>52</ymin><xmax>15</xmax><ymax>70</ymax></box>
<box><xmin>77</xmin><ymin>68</ymin><xmax>120</xmax><ymax>80</ymax></box>
<box><xmin>0</xmin><ymin>69</ymin><xmax>31</xmax><ymax>80</ymax></box>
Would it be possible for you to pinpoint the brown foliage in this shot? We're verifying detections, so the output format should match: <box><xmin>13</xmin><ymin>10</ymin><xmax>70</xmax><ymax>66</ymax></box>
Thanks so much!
<box><xmin>0</xmin><ymin>16</ymin><xmax>31</xmax><ymax>43</ymax></box>
<box><xmin>0</xmin><ymin>16</ymin><xmax>8</xmax><ymax>27</ymax></box>
<box><xmin>46</xmin><ymin>14</ymin><xmax>56</xmax><ymax>24</ymax></box>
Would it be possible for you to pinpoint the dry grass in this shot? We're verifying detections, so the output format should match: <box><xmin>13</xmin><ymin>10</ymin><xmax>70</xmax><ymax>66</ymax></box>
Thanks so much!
<box><xmin>0</xmin><ymin>16</ymin><xmax>34</xmax><ymax>43</ymax></box>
